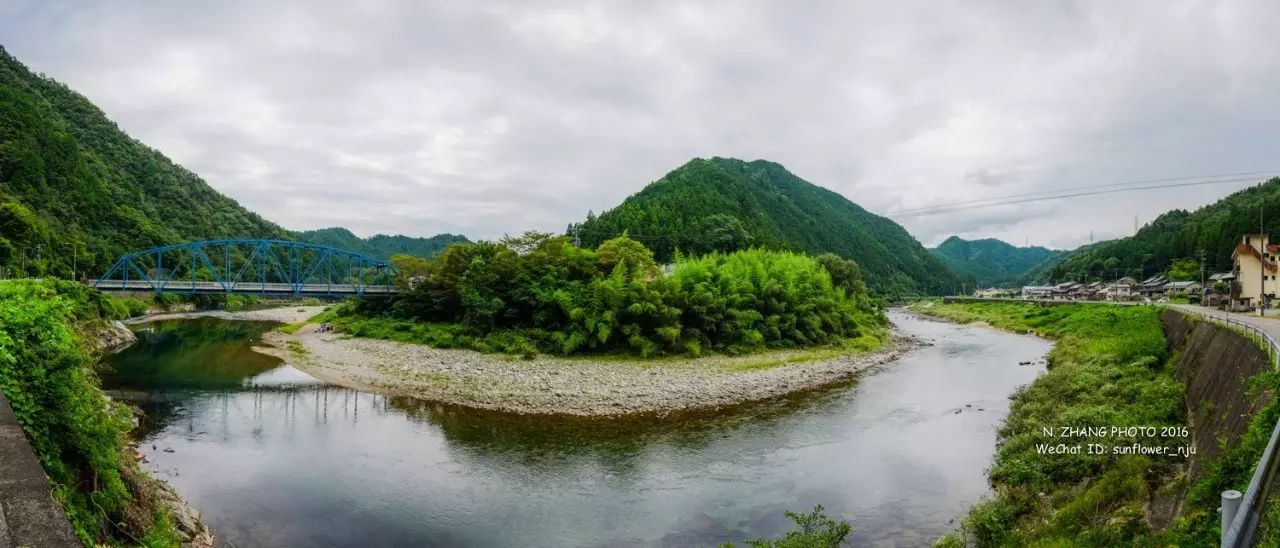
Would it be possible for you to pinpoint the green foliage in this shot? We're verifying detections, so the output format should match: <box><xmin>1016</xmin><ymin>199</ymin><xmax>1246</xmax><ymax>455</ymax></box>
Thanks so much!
<box><xmin>814</xmin><ymin>253</ymin><xmax>868</xmax><ymax>297</ymax></box>
<box><xmin>0</xmin><ymin>47</ymin><xmax>291</xmax><ymax>279</ymax></box>
<box><xmin>1167</xmin><ymin>257</ymin><xmax>1199</xmax><ymax>281</ymax></box>
<box><xmin>298</xmin><ymin>227</ymin><xmax>468</xmax><ymax>260</ymax></box>
<box><xmin>930</xmin><ymin>235</ymin><xmax>1062</xmax><ymax>288</ymax></box>
<box><xmin>0</xmin><ymin>48</ymin><xmax>463</xmax><ymax>282</ymax></box>
<box><xmin>595</xmin><ymin>233</ymin><xmax>659</xmax><ymax>280</ymax></box>
<box><xmin>720</xmin><ymin>505</ymin><xmax>851</xmax><ymax>548</ymax></box>
<box><xmin>335</xmin><ymin>238</ymin><xmax>885</xmax><ymax>357</ymax></box>
<box><xmin>0</xmin><ymin>279</ymin><xmax>149</xmax><ymax>543</ymax></box>
<box><xmin>566</xmin><ymin>157</ymin><xmax>964</xmax><ymax>298</ymax></box>
<box><xmin>910</xmin><ymin>301</ymin><xmax>1180</xmax><ymax>545</ymax></box>
<box><xmin>1041</xmin><ymin>177</ymin><xmax>1280</xmax><ymax>283</ymax></box>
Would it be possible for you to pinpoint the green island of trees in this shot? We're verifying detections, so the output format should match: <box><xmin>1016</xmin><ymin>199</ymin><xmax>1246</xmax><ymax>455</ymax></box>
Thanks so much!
<box><xmin>320</xmin><ymin>232</ymin><xmax>887</xmax><ymax>358</ymax></box>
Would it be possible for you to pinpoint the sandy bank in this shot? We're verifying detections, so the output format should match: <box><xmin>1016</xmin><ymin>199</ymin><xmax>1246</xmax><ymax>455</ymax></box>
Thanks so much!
<box><xmin>127</xmin><ymin>306</ymin><xmax>327</xmax><ymax>325</ymax></box>
<box><xmin>257</xmin><ymin>325</ymin><xmax>923</xmax><ymax>417</ymax></box>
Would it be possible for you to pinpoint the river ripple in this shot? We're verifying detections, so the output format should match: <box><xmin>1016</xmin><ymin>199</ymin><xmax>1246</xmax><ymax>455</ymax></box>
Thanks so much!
<box><xmin>102</xmin><ymin>310</ymin><xmax>1049</xmax><ymax>548</ymax></box>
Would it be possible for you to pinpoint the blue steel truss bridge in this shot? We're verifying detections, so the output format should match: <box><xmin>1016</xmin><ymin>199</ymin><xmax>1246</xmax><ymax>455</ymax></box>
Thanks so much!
<box><xmin>93</xmin><ymin>239</ymin><xmax>398</xmax><ymax>297</ymax></box>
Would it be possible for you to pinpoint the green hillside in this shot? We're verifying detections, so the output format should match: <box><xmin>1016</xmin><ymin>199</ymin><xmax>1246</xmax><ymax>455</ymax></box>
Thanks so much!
<box><xmin>1043</xmin><ymin>177</ymin><xmax>1280</xmax><ymax>283</ymax></box>
<box><xmin>299</xmin><ymin>227</ymin><xmax>468</xmax><ymax>259</ymax></box>
<box><xmin>567</xmin><ymin>157</ymin><xmax>966</xmax><ymax>296</ymax></box>
<box><xmin>0</xmin><ymin>47</ymin><xmax>466</xmax><ymax>279</ymax></box>
<box><xmin>0</xmin><ymin>46</ymin><xmax>290</xmax><ymax>279</ymax></box>
<box><xmin>931</xmin><ymin>236</ymin><xmax>1062</xmax><ymax>287</ymax></box>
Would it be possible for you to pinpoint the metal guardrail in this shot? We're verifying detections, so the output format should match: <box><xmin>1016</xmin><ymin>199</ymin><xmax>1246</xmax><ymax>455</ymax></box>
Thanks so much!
<box><xmin>1176</xmin><ymin>308</ymin><xmax>1280</xmax><ymax>547</ymax></box>
<box><xmin>942</xmin><ymin>298</ymin><xmax>1280</xmax><ymax>545</ymax></box>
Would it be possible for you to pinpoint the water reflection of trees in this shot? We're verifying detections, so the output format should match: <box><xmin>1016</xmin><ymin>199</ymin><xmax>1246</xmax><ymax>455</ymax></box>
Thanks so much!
<box><xmin>102</xmin><ymin>318</ymin><xmax>283</xmax><ymax>389</ymax></box>
<box><xmin>384</xmin><ymin>380</ymin><xmax>859</xmax><ymax>473</ymax></box>
<box><xmin>130</xmin><ymin>377</ymin><xmax>860</xmax><ymax>475</ymax></box>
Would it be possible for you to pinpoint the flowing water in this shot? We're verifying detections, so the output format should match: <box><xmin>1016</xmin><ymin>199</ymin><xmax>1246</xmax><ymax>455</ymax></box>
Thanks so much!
<box><xmin>101</xmin><ymin>311</ymin><xmax>1049</xmax><ymax>547</ymax></box>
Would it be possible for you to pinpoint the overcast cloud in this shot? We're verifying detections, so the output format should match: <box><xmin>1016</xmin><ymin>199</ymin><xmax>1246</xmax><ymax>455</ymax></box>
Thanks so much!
<box><xmin>3</xmin><ymin>0</ymin><xmax>1280</xmax><ymax>249</ymax></box>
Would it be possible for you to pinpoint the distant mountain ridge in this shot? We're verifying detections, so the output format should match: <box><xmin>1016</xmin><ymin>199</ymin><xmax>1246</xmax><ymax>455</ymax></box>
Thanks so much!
<box><xmin>1041</xmin><ymin>177</ymin><xmax>1280</xmax><ymax>283</ymax></box>
<box><xmin>298</xmin><ymin>227</ymin><xmax>468</xmax><ymax>259</ymax></box>
<box><xmin>930</xmin><ymin>236</ymin><xmax>1063</xmax><ymax>287</ymax></box>
<box><xmin>567</xmin><ymin>157</ymin><xmax>966</xmax><ymax>296</ymax></box>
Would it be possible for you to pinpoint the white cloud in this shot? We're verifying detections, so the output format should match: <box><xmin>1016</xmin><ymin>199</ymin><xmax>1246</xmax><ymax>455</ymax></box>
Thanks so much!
<box><xmin>3</xmin><ymin>0</ymin><xmax>1280</xmax><ymax>247</ymax></box>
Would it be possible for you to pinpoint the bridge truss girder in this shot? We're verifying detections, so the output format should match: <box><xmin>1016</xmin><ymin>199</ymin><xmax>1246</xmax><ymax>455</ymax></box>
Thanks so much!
<box><xmin>93</xmin><ymin>239</ymin><xmax>397</xmax><ymax>296</ymax></box>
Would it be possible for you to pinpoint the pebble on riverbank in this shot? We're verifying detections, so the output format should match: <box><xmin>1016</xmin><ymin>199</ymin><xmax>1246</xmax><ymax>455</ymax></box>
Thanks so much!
<box><xmin>256</xmin><ymin>322</ymin><xmax>923</xmax><ymax>418</ymax></box>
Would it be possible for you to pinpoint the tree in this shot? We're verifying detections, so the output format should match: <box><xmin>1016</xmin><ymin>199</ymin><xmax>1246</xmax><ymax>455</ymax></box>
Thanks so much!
<box><xmin>389</xmin><ymin>253</ymin><xmax>430</xmax><ymax>289</ymax></box>
<box><xmin>596</xmin><ymin>234</ymin><xmax>659</xmax><ymax>280</ymax></box>
<box><xmin>499</xmin><ymin>230</ymin><xmax>554</xmax><ymax>255</ymax></box>
<box><xmin>815</xmin><ymin>253</ymin><xmax>868</xmax><ymax>297</ymax></box>
<box><xmin>700</xmin><ymin>213</ymin><xmax>752</xmax><ymax>254</ymax></box>
<box><xmin>1168</xmin><ymin>258</ymin><xmax>1198</xmax><ymax>281</ymax></box>
<box><xmin>1103</xmin><ymin>257</ymin><xmax>1120</xmax><ymax>279</ymax></box>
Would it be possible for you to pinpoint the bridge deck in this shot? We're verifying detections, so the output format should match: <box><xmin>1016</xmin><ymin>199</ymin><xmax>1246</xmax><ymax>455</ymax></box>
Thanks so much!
<box><xmin>93</xmin><ymin>281</ymin><xmax>396</xmax><ymax>295</ymax></box>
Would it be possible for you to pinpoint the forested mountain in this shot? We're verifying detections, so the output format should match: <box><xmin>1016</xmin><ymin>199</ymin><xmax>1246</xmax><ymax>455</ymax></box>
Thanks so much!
<box><xmin>1040</xmin><ymin>177</ymin><xmax>1280</xmax><ymax>283</ymax></box>
<box><xmin>299</xmin><ymin>227</ymin><xmax>468</xmax><ymax>259</ymax></box>
<box><xmin>567</xmin><ymin>157</ymin><xmax>966</xmax><ymax>296</ymax></box>
<box><xmin>0</xmin><ymin>48</ymin><xmax>464</xmax><ymax>279</ymax></box>
<box><xmin>0</xmin><ymin>46</ymin><xmax>289</xmax><ymax>278</ymax></box>
<box><xmin>930</xmin><ymin>236</ymin><xmax>1062</xmax><ymax>287</ymax></box>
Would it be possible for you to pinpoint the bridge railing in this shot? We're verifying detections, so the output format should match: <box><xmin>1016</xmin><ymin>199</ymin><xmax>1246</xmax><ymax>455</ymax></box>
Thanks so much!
<box><xmin>92</xmin><ymin>239</ymin><xmax>398</xmax><ymax>296</ymax></box>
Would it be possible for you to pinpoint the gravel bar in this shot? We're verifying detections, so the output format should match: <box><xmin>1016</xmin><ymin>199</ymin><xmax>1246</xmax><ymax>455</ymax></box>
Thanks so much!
<box><xmin>257</xmin><ymin>324</ymin><xmax>922</xmax><ymax>417</ymax></box>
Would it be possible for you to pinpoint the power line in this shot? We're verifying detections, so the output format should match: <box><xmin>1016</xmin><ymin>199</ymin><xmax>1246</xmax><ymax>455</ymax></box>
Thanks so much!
<box><xmin>886</xmin><ymin>169</ymin><xmax>1278</xmax><ymax>216</ymax></box>
<box><xmin>888</xmin><ymin>175</ymin><xmax>1271</xmax><ymax>218</ymax></box>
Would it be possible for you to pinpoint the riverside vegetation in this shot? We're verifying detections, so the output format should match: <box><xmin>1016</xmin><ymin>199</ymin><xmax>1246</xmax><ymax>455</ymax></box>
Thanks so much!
<box><xmin>318</xmin><ymin>233</ymin><xmax>887</xmax><ymax>359</ymax></box>
<box><xmin>0</xmin><ymin>279</ymin><xmax>185</xmax><ymax>545</ymax></box>
<box><xmin>913</xmin><ymin>301</ymin><xmax>1280</xmax><ymax>546</ymax></box>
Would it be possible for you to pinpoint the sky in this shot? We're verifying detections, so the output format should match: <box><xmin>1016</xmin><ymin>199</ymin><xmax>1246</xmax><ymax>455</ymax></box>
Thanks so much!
<box><xmin>3</xmin><ymin>0</ymin><xmax>1280</xmax><ymax>249</ymax></box>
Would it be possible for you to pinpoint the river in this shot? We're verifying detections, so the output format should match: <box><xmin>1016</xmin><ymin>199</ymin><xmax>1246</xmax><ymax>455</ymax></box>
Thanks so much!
<box><xmin>101</xmin><ymin>310</ymin><xmax>1049</xmax><ymax>547</ymax></box>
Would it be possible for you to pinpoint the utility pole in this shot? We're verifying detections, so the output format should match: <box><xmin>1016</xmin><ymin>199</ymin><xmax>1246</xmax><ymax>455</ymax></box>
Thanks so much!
<box><xmin>1262</xmin><ymin>207</ymin><xmax>1267</xmax><ymax>316</ymax></box>
<box><xmin>1199</xmin><ymin>248</ymin><xmax>1206</xmax><ymax>306</ymax></box>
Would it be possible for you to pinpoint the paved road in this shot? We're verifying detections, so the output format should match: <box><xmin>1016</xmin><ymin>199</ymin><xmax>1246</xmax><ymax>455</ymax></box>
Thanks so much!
<box><xmin>1169</xmin><ymin>304</ymin><xmax>1280</xmax><ymax>342</ymax></box>
<box><xmin>0</xmin><ymin>394</ymin><xmax>79</xmax><ymax>547</ymax></box>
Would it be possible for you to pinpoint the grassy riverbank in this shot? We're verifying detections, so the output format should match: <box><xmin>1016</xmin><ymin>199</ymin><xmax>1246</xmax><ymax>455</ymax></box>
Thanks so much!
<box><xmin>0</xmin><ymin>279</ymin><xmax>184</xmax><ymax>545</ymax></box>
<box><xmin>913</xmin><ymin>300</ymin><xmax>1280</xmax><ymax>546</ymax></box>
<box><xmin>911</xmin><ymin>301</ymin><xmax>1183</xmax><ymax>545</ymax></box>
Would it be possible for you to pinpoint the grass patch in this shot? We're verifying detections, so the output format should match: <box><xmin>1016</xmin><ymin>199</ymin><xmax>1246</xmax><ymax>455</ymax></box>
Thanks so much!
<box><xmin>278</xmin><ymin>321</ymin><xmax>307</xmax><ymax>334</ymax></box>
<box><xmin>910</xmin><ymin>300</ymin><xmax>1182</xmax><ymax>545</ymax></box>
<box><xmin>285</xmin><ymin>340</ymin><xmax>309</xmax><ymax>356</ymax></box>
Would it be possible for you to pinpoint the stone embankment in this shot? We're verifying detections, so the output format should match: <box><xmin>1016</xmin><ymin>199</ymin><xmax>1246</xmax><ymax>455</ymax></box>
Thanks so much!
<box><xmin>258</xmin><ymin>324</ymin><xmax>920</xmax><ymax>417</ymax></box>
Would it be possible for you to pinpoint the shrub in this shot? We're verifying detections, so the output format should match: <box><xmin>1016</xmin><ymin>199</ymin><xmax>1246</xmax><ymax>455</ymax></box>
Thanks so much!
<box><xmin>0</xmin><ymin>279</ymin><xmax>136</xmax><ymax>542</ymax></box>
<box><xmin>329</xmin><ymin>240</ymin><xmax>886</xmax><ymax>358</ymax></box>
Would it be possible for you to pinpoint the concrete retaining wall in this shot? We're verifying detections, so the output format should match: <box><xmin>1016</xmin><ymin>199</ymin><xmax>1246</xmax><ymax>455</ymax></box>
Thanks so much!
<box><xmin>0</xmin><ymin>393</ymin><xmax>80</xmax><ymax>547</ymax></box>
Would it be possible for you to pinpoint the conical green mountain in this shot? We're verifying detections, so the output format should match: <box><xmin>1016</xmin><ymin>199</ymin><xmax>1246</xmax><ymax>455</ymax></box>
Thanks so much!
<box><xmin>931</xmin><ymin>236</ymin><xmax>1062</xmax><ymax>287</ymax></box>
<box><xmin>568</xmin><ymin>157</ymin><xmax>965</xmax><ymax>295</ymax></box>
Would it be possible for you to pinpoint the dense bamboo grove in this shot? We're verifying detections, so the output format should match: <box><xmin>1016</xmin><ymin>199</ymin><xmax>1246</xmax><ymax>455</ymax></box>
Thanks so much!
<box><xmin>329</xmin><ymin>233</ymin><xmax>887</xmax><ymax>357</ymax></box>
